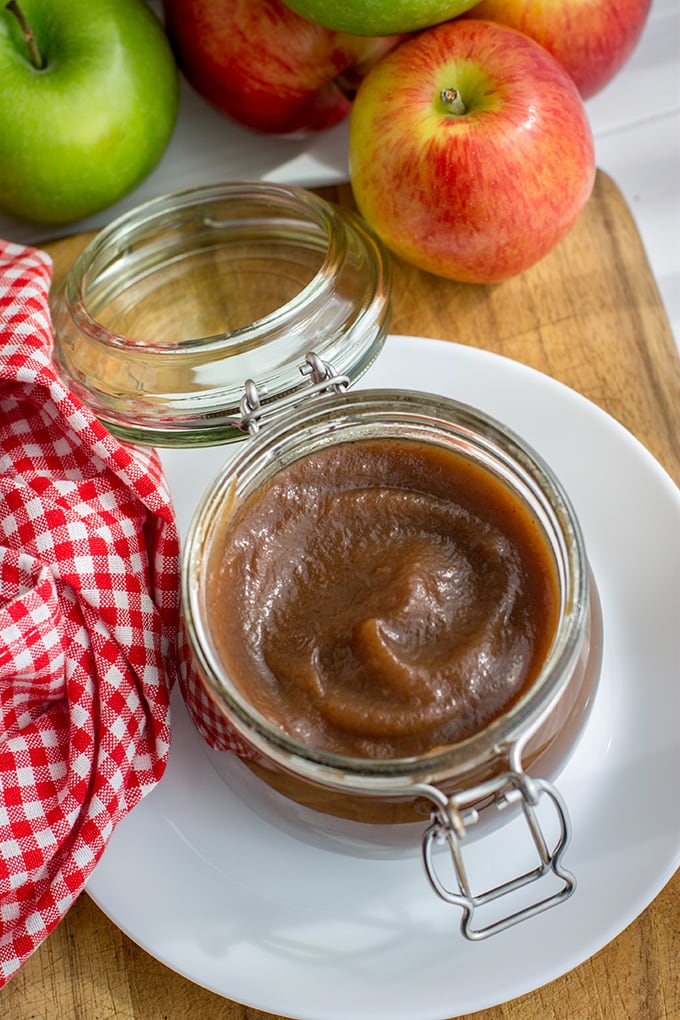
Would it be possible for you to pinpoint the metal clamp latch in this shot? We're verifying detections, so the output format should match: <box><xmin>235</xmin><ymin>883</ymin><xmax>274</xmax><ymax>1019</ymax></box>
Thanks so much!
<box><xmin>238</xmin><ymin>352</ymin><xmax>350</xmax><ymax>435</ymax></box>
<box><xmin>419</xmin><ymin>771</ymin><xmax>575</xmax><ymax>940</ymax></box>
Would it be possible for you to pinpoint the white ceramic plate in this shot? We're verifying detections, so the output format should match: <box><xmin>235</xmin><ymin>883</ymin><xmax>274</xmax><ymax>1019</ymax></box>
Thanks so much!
<box><xmin>86</xmin><ymin>336</ymin><xmax>680</xmax><ymax>1020</ymax></box>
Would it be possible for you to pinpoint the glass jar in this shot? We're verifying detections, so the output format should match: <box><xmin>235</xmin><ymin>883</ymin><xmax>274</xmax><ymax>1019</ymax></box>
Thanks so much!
<box><xmin>49</xmin><ymin>181</ymin><xmax>391</xmax><ymax>447</ymax></box>
<box><xmin>50</xmin><ymin>179</ymin><xmax>602</xmax><ymax>938</ymax></box>
<box><xmin>181</xmin><ymin>387</ymin><xmax>603</xmax><ymax>940</ymax></box>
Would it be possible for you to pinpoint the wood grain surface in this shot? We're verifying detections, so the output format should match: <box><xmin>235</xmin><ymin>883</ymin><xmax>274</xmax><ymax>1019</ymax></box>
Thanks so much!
<box><xmin>1</xmin><ymin>171</ymin><xmax>679</xmax><ymax>1020</ymax></box>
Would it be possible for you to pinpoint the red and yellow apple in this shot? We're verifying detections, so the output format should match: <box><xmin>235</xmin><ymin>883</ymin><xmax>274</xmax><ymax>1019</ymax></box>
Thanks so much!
<box><xmin>349</xmin><ymin>19</ymin><xmax>596</xmax><ymax>284</ymax></box>
<box><xmin>162</xmin><ymin>0</ymin><xmax>402</xmax><ymax>136</ymax></box>
<box><xmin>459</xmin><ymin>0</ymin><xmax>652</xmax><ymax>99</ymax></box>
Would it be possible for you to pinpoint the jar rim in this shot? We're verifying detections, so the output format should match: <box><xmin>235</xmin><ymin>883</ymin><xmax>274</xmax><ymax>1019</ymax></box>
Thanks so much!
<box><xmin>63</xmin><ymin>182</ymin><xmax>349</xmax><ymax>354</ymax></box>
<box><xmin>182</xmin><ymin>388</ymin><xmax>591</xmax><ymax>791</ymax></box>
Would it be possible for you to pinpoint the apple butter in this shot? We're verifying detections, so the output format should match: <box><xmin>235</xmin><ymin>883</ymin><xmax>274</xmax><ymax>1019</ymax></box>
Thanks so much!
<box><xmin>207</xmin><ymin>436</ymin><xmax>559</xmax><ymax>759</ymax></box>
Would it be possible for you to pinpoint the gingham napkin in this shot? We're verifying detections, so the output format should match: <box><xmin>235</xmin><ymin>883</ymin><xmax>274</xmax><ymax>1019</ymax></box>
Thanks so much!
<box><xmin>0</xmin><ymin>240</ymin><xmax>181</xmax><ymax>986</ymax></box>
<box><xmin>178</xmin><ymin>622</ymin><xmax>253</xmax><ymax>758</ymax></box>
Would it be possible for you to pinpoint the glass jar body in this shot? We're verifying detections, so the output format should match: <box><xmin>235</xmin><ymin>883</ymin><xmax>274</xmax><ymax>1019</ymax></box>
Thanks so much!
<box><xmin>181</xmin><ymin>389</ymin><xmax>602</xmax><ymax>856</ymax></box>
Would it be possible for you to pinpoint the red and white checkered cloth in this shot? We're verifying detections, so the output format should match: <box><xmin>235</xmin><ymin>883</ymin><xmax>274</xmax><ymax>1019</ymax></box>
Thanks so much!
<box><xmin>0</xmin><ymin>240</ymin><xmax>181</xmax><ymax>986</ymax></box>
<box><xmin>177</xmin><ymin>622</ymin><xmax>254</xmax><ymax>759</ymax></box>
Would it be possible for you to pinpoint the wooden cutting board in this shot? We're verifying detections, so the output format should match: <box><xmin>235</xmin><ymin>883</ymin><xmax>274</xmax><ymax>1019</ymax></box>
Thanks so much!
<box><xmin>2</xmin><ymin>170</ymin><xmax>679</xmax><ymax>1020</ymax></box>
<box><xmin>41</xmin><ymin>171</ymin><xmax>680</xmax><ymax>486</ymax></box>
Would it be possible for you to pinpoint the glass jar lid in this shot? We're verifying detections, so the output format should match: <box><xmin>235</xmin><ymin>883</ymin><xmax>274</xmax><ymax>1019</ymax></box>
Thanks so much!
<box><xmin>50</xmin><ymin>181</ymin><xmax>392</xmax><ymax>447</ymax></box>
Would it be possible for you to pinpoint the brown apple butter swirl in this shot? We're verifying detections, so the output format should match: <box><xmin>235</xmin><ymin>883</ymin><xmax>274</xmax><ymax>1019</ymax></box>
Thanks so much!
<box><xmin>207</xmin><ymin>438</ymin><xmax>559</xmax><ymax>759</ymax></box>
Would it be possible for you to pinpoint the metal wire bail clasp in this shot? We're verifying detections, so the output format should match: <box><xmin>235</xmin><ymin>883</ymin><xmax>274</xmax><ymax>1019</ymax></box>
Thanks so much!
<box><xmin>419</xmin><ymin>770</ymin><xmax>575</xmax><ymax>940</ymax></box>
<box><xmin>238</xmin><ymin>352</ymin><xmax>350</xmax><ymax>435</ymax></box>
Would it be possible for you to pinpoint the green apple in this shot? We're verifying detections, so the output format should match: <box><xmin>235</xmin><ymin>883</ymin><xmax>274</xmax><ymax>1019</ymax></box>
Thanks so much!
<box><xmin>0</xmin><ymin>0</ymin><xmax>179</xmax><ymax>226</ymax></box>
<box><xmin>279</xmin><ymin>0</ymin><xmax>482</xmax><ymax>35</ymax></box>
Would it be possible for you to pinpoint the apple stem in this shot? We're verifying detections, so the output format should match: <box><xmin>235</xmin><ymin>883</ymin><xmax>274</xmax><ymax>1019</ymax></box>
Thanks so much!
<box><xmin>5</xmin><ymin>0</ymin><xmax>44</xmax><ymax>70</ymax></box>
<box><xmin>334</xmin><ymin>72</ymin><xmax>358</xmax><ymax>103</ymax></box>
<box><xmin>440</xmin><ymin>87</ymin><xmax>466</xmax><ymax>116</ymax></box>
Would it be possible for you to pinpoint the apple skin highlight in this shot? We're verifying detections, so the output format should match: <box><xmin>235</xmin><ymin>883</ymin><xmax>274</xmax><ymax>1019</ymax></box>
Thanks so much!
<box><xmin>349</xmin><ymin>20</ymin><xmax>596</xmax><ymax>284</ymax></box>
<box><xmin>461</xmin><ymin>0</ymin><xmax>652</xmax><ymax>99</ymax></box>
<box><xmin>163</xmin><ymin>0</ymin><xmax>401</xmax><ymax>136</ymax></box>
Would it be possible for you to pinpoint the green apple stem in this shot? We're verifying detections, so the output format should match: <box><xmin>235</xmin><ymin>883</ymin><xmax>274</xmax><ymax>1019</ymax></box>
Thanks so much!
<box><xmin>440</xmin><ymin>87</ymin><xmax>466</xmax><ymax>116</ymax></box>
<box><xmin>5</xmin><ymin>0</ymin><xmax>44</xmax><ymax>70</ymax></box>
